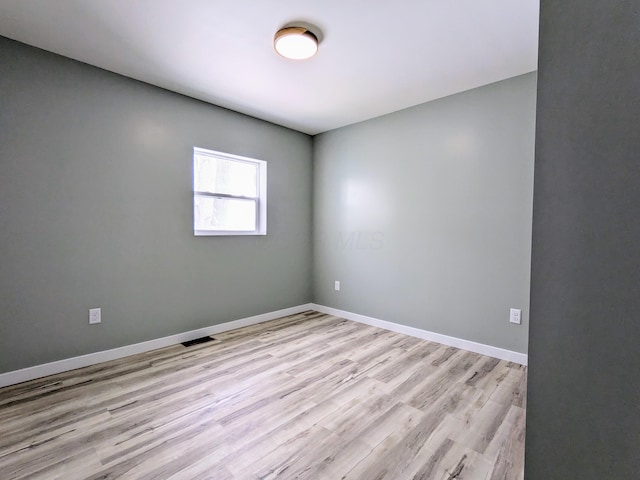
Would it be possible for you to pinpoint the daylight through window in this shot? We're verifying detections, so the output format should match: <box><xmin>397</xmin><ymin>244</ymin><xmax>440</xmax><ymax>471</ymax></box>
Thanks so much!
<box><xmin>193</xmin><ymin>148</ymin><xmax>266</xmax><ymax>236</ymax></box>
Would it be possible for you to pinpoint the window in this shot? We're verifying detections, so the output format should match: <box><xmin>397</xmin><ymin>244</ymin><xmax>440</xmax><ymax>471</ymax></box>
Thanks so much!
<box><xmin>193</xmin><ymin>148</ymin><xmax>266</xmax><ymax>236</ymax></box>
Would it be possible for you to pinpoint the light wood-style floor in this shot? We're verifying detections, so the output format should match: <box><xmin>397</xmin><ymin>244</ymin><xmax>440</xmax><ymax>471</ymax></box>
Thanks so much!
<box><xmin>0</xmin><ymin>311</ymin><xmax>526</xmax><ymax>480</ymax></box>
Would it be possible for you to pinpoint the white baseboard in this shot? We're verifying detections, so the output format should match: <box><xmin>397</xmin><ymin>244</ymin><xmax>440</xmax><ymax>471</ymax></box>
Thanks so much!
<box><xmin>0</xmin><ymin>302</ymin><xmax>526</xmax><ymax>388</ymax></box>
<box><xmin>0</xmin><ymin>303</ymin><xmax>314</xmax><ymax>388</ymax></box>
<box><xmin>311</xmin><ymin>304</ymin><xmax>528</xmax><ymax>366</ymax></box>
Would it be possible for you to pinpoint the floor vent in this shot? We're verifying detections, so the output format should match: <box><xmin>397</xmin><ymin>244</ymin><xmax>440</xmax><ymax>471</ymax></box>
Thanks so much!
<box><xmin>181</xmin><ymin>336</ymin><xmax>216</xmax><ymax>347</ymax></box>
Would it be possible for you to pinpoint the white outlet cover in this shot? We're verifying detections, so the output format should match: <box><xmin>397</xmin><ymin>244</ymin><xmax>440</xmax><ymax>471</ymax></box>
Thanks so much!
<box><xmin>89</xmin><ymin>308</ymin><xmax>101</xmax><ymax>324</ymax></box>
<box><xmin>509</xmin><ymin>308</ymin><xmax>521</xmax><ymax>325</ymax></box>
<box><xmin>334</xmin><ymin>281</ymin><xmax>341</xmax><ymax>291</ymax></box>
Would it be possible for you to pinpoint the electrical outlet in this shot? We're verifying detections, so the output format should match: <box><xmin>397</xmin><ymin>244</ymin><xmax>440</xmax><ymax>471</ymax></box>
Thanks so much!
<box><xmin>509</xmin><ymin>308</ymin><xmax>521</xmax><ymax>325</ymax></box>
<box><xmin>89</xmin><ymin>308</ymin><xmax>101</xmax><ymax>325</ymax></box>
<box><xmin>334</xmin><ymin>280</ymin><xmax>341</xmax><ymax>291</ymax></box>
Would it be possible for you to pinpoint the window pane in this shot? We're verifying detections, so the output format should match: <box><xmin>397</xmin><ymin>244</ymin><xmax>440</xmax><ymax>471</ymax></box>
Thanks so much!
<box><xmin>194</xmin><ymin>154</ymin><xmax>258</xmax><ymax>197</ymax></box>
<box><xmin>194</xmin><ymin>195</ymin><xmax>257</xmax><ymax>232</ymax></box>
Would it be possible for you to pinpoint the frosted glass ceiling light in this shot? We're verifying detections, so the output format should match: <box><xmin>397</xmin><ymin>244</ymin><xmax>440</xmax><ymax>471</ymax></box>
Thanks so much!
<box><xmin>274</xmin><ymin>27</ymin><xmax>318</xmax><ymax>60</ymax></box>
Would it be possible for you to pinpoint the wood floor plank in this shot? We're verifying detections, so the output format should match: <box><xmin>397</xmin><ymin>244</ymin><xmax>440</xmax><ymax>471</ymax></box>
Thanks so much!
<box><xmin>0</xmin><ymin>311</ymin><xmax>526</xmax><ymax>479</ymax></box>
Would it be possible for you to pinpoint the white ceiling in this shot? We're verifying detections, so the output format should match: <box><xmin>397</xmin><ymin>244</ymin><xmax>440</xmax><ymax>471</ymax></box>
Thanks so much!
<box><xmin>0</xmin><ymin>0</ymin><xmax>539</xmax><ymax>135</ymax></box>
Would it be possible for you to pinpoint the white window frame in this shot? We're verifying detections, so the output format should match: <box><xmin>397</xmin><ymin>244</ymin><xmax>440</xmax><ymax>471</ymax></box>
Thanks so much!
<box><xmin>193</xmin><ymin>147</ymin><xmax>267</xmax><ymax>236</ymax></box>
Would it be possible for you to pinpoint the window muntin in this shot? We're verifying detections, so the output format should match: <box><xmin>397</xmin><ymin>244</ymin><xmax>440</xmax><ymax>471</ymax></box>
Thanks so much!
<box><xmin>193</xmin><ymin>148</ymin><xmax>266</xmax><ymax>236</ymax></box>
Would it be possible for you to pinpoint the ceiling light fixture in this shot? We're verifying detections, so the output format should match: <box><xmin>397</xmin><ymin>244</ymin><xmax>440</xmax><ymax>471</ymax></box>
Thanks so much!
<box><xmin>274</xmin><ymin>27</ymin><xmax>318</xmax><ymax>60</ymax></box>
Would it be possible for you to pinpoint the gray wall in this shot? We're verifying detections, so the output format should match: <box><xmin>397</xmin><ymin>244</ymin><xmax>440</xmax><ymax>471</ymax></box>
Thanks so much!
<box><xmin>525</xmin><ymin>2</ymin><xmax>640</xmax><ymax>478</ymax></box>
<box><xmin>0</xmin><ymin>37</ymin><xmax>313</xmax><ymax>373</ymax></box>
<box><xmin>313</xmin><ymin>73</ymin><xmax>536</xmax><ymax>354</ymax></box>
